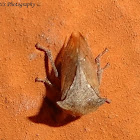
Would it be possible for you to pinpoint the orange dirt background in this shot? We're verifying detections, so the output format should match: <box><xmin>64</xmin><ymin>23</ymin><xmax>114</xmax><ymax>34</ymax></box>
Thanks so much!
<box><xmin>0</xmin><ymin>0</ymin><xmax>140</xmax><ymax>140</ymax></box>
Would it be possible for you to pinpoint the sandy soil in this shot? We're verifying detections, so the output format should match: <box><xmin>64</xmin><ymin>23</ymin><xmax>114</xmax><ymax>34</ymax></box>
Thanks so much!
<box><xmin>0</xmin><ymin>0</ymin><xmax>140</xmax><ymax>140</ymax></box>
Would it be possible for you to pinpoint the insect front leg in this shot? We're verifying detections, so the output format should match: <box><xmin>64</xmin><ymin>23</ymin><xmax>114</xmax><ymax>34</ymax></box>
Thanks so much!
<box><xmin>35</xmin><ymin>43</ymin><xmax>59</xmax><ymax>86</ymax></box>
<box><xmin>95</xmin><ymin>48</ymin><xmax>109</xmax><ymax>84</ymax></box>
<box><xmin>35</xmin><ymin>43</ymin><xmax>58</xmax><ymax>77</ymax></box>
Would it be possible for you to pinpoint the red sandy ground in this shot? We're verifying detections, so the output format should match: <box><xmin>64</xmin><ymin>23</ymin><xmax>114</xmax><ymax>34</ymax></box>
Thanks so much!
<box><xmin>0</xmin><ymin>0</ymin><xmax>140</xmax><ymax>140</ymax></box>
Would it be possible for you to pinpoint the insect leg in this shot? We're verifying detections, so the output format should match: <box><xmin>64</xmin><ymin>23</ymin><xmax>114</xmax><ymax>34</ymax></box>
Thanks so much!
<box><xmin>95</xmin><ymin>48</ymin><xmax>109</xmax><ymax>84</ymax></box>
<box><xmin>35</xmin><ymin>77</ymin><xmax>53</xmax><ymax>86</ymax></box>
<box><xmin>35</xmin><ymin>43</ymin><xmax>58</xmax><ymax>77</ymax></box>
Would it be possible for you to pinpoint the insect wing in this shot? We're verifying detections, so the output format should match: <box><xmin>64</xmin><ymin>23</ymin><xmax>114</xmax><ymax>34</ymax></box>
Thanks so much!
<box><xmin>78</xmin><ymin>33</ymin><xmax>99</xmax><ymax>94</ymax></box>
<box><xmin>60</xmin><ymin>33</ymin><xmax>79</xmax><ymax>100</ymax></box>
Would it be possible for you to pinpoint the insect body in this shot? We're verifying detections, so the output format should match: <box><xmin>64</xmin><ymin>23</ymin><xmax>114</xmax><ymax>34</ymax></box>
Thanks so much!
<box><xmin>35</xmin><ymin>32</ymin><xmax>110</xmax><ymax>117</ymax></box>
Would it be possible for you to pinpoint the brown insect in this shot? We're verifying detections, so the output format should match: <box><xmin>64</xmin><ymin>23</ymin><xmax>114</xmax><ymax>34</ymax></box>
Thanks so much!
<box><xmin>35</xmin><ymin>32</ymin><xmax>110</xmax><ymax>117</ymax></box>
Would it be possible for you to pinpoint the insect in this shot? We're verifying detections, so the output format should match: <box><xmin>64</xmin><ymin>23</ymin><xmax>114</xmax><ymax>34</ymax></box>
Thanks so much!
<box><xmin>35</xmin><ymin>32</ymin><xmax>110</xmax><ymax>117</ymax></box>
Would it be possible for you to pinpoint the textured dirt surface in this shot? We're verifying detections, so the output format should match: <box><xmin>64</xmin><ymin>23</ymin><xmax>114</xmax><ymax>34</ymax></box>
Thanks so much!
<box><xmin>0</xmin><ymin>0</ymin><xmax>140</xmax><ymax>140</ymax></box>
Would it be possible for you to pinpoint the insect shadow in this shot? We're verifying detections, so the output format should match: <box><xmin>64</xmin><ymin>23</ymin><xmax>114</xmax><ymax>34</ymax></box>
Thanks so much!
<box><xmin>28</xmin><ymin>44</ymin><xmax>80</xmax><ymax>127</ymax></box>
